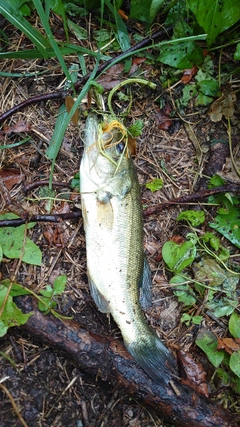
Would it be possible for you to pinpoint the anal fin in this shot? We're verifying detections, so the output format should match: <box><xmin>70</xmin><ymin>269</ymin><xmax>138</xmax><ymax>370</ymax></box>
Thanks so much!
<box><xmin>88</xmin><ymin>276</ymin><xmax>110</xmax><ymax>313</ymax></box>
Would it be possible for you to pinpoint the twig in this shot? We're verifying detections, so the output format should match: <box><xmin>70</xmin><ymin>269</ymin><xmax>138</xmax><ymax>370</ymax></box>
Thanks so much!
<box><xmin>22</xmin><ymin>180</ymin><xmax>71</xmax><ymax>193</ymax></box>
<box><xmin>0</xmin><ymin>211</ymin><xmax>81</xmax><ymax>227</ymax></box>
<box><xmin>143</xmin><ymin>184</ymin><xmax>240</xmax><ymax>216</ymax></box>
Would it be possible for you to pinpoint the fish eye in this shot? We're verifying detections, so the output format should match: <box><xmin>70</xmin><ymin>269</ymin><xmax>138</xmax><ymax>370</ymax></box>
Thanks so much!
<box><xmin>116</xmin><ymin>142</ymin><xmax>125</xmax><ymax>154</ymax></box>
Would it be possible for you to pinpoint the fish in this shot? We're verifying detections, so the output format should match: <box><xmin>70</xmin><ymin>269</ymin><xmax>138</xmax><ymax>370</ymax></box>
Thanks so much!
<box><xmin>80</xmin><ymin>114</ymin><xmax>176</xmax><ymax>384</ymax></box>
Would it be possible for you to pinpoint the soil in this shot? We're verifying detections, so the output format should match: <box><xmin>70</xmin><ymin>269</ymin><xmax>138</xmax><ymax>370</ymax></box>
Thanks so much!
<box><xmin>0</xmin><ymin>10</ymin><xmax>240</xmax><ymax>427</ymax></box>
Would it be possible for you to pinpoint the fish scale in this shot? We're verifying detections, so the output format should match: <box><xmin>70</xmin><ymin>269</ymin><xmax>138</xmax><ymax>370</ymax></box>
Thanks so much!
<box><xmin>80</xmin><ymin>114</ymin><xmax>177</xmax><ymax>383</ymax></box>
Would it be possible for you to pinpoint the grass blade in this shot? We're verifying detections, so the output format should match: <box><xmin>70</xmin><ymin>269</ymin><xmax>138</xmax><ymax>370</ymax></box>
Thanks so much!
<box><xmin>0</xmin><ymin>0</ymin><xmax>50</xmax><ymax>56</ymax></box>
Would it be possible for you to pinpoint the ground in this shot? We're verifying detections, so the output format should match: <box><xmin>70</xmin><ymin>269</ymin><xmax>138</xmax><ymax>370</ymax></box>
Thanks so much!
<box><xmin>0</xmin><ymin>9</ymin><xmax>240</xmax><ymax>427</ymax></box>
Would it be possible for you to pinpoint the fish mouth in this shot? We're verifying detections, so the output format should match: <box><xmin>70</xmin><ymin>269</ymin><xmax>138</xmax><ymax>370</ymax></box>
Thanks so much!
<box><xmin>84</xmin><ymin>114</ymin><xmax>130</xmax><ymax>175</ymax></box>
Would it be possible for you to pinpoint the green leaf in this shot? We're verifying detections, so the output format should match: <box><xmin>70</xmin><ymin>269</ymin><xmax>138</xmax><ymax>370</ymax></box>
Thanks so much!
<box><xmin>1</xmin><ymin>279</ymin><xmax>31</xmax><ymax>297</ymax></box>
<box><xmin>234</xmin><ymin>43</ymin><xmax>240</xmax><ymax>60</ymax></box>
<box><xmin>128</xmin><ymin>120</ymin><xmax>144</xmax><ymax>137</ymax></box>
<box><xmin>0</xmin><ymin>0</ymin><xmax>50</xmax><ymax>56</ymax></box>
<box><xmin>67</xmin><ymin>19</ymin><xmax>87</xmax><ymax>40</ymax></box>
<box><xmin>105</xmin><ymin>0</ymin><xmax>130</xmax><ymax>52</ymax></box>
<box><xmin>0</xmin><ymin>284</ymin><xmax>32</xmax><ymax>337</ymax></box>
<box><xmin>158</xmin><ymin>41</ymin><xmax>204</xmax><ymax>69</ymax></box>
<box><xmin>188</xmin><ymin>0</ymin><xmax>240</xmax><ymax>46</ymax></box>
<box><xmin>162</xmin><ymin>240</ymin><xmax>196</xmax><ymax>273</ymax></box>
<box><xmin>229</xmin><ymin>350</ymin><xmax>240</xmax><ymax>378</ymax></box>
<box><xmin>210</xmin><ymin>205</ymin><xmax>240</xmax><ymax>248</ymax></box>
<box><xmin>146</xmin><ymin>179</ymin><xmax>163</xmax><ymax>192</ymax></box>
<box><xmin>53</xmin><ymin>275</ymin><xmax>67</xmax><ymax>295</ymax></box>
<box><xmin>229</xmin><ymin>311</ymin><xmax>240</xmax><ymax>339</ymax></box>
<box><xmin>208</xmin><ymin>174</ymin><xmax>225</xmax><ymax>188</ymax></box>
<box><xmin>196</xmin><ymin>93</ymin><xmax>213</xmax><ymax>106</ymax></box>
<box><xmin>196</xmin><ymin>330</ymin><xmax>224</xmax><ymax>367</ymax></box>
<box><xmin>202</xmin><ymin>232</ymin><xmax>220</xmax><ymax>251</ymax></box>
<box><xmin>192</xmin><ymin>315</ymin><xmax>203</xmax><ymax>325</ymax></box>
<box><xmin>177</xmin><ymin>210</ymin><xmax>205</xmax><ymax>226</ymax></box>
<box><xmin>0</xmin><ymin>214</ymin><xmax>42</xmax><ymax>266</ymax></box>
<box><xmin>207</xmin><ymin>297</ymin><xmax>238</xmax><ymax>318</ymax></box>
<box><xmin>198</xmin><ymin>79</ymin><xmax>220</xmax><ymax>97</ymax></box>
<box><xmin>130</xmin><ymin>0</ymin><xmax>164</xmax><ymax>25</ymax></box>
<box><xmin>170</xmin><ymin>275</ymin><xmax>197</xmax><ymax>305</ymax></box>
<box><xmin>181</xmin><ymin>85</ymin><xmax>198</xmax><ymax>106</ymax></box>
<box><xmin>70</xmin><ymin>172</ymin><xmax>80</xmax><ymax>190</ymax></box>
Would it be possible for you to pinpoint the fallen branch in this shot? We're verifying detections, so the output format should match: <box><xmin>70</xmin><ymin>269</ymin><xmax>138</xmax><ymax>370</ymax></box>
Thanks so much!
<box><xmin>16</xmin><ymin>296</ymin><xmax>237</xmax><ymax>427</ymax></box>
<box><xmin>143</xmin><ymin>184</ymin><xmax>240</xmax><ymax>216</ymax></box>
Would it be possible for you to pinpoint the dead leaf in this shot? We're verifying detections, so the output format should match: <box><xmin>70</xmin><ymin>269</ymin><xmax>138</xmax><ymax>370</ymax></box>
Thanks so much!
<box><xmin>154</xmin><ymin>105</ymin><xmax>173</xmax><ymax>131</ymax></box>
<box><xmin>128</xmin><ymin>136</ymin><xmax>136</xmax><ymax>155</ymax></box>
<box><xmin>181</xmin><ymin>66</ymin><xmax>198</xmax><ymax>84</ymax></box>
<box><xmin>208</xmin><ymin>86</ymin><xmax>236</xmax><ymax>122</ymax></box>
<box><xmin>118</xmin><ymin>9</ymin><xmax>128</xmax><ymax>20</ymax></box>
<box><xmin>97</xmin><ymin>64</ymin><xmax>124</xmax><ymax>90</ymax></box>
<box><xmin>0</xmin><ymin>168</ymin><xmax>24</xmax><ymax>190</ymax></box>
<box><xmin>177</xmin><ymin>350</ymin><xmax>209</xmax><ymax>397</ymax></box>
<box><xmin>171</xmin><ymin>235</ymin><xmax>185</xmax><ymax>244</ymax></box>
<box><xmin>3</xmin><ymin>120</ymin><xmax>31</xmax><ymax>134</ymax></box>
<box><xmin>65</xmin><ymin>95</ymin><xmax>79</xmax><ymax>126</ymax></box>
<box><xmin>216</xmin><ymin>337</ymin><xmax>240</xmax><ymax>355</ymax></box>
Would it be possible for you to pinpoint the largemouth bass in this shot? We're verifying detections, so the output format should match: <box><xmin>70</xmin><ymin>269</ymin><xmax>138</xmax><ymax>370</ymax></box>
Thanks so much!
<box><xmin>80</xmin><ymin>114</ymin><xmax>176</xmax><ymax>383</ymax></box>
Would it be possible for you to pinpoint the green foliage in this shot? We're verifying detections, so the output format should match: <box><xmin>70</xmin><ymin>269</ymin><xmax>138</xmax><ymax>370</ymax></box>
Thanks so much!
<box><xmin>196</xmin><ymin>330</ymin><xmax>225</xmax><ymax>367</ymax></box>
<box><xmin>210</xmin><ymin>205</ymin><xmax>240</xmax><ymax>249</ymax></box>
<box><xmin>177</xmin><ymin>210</ymin><xmax>205</xmax><ymax>227</ymax></box>
<box><xmin>158</xmin><ymin>41</ymin><xmax>204</xmax><ymax>69</ymax></box>
<box><xmin>229</xmin><ymin>311</ymin><xmax>240</xmax><ymax>339</ymax></box>
<box><xmin>181</xmin><ymin>312</ymin><xmax>202</xmax><ymax>326</ymax></box>
<box><xmin>0</xmin><ymin>213</ymin><xmax>42</xmax><ymax>266</ymax></box>
<box><xmin>145</xmin><ymin>178</ymin><xmax>163</xmax><ymax>192</ymax></box>
<box><xmin>129</xmin><ymin>0</ymin><xmax>164</xmax><ymax>26</ymax></box>
<box><xmin>188</xmin><ymin>0</ymin><xmax>240</xmax><ymax>47</ymax></box>
<box><xmin>181</xmin><ymin>56</ymin><xmax>220</xmax><ymax>107</ymax></box>
<box><xmin>128</xmin><ymin>120</ymin><xmax>144</xmax><ymax>137</ymax></box>
<box><xmin>0</xmin><ymin>275</ymin><xmax>68</xmax><ymax>337</ymax></box>
<box><xmin>38</xmin><ymin>275</ymin><xmax>67</xmax><ymax>312</ymax></box>
<box><xmin>0</xmin><ymin>0</ymin><xmax>50</xmax><ymax>56</ymax></box>
<box><xmin>196</xmin><ymin>312</ymin><xmax>240</xmax><ymax>387</ymax></box>
<box><xmin>0</xmin><ymin>280</ymin><xmax>32</xmax><ymax>337</ymax></box>
<box><xmin>70</xmin><ymin>172</ymin><xmax>80</xmax><ymax>190</ymax></box>
<box><xmin>162</xmin><ymin>240</ymin><xmax>196</xmax><ymax>274</ymax></box>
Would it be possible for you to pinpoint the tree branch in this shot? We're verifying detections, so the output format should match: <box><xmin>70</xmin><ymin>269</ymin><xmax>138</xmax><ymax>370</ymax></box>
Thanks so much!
<box><xmin>16</xmin><ymin>296</ymin><xmax>237</xmax><ymax>427</ymax></box>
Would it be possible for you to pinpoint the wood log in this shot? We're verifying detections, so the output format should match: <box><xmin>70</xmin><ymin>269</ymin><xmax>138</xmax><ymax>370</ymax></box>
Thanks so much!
<box><xmin>16</xmin><ymin>296</ymin><xmax>237</xmax><ymax>427</ymax></box>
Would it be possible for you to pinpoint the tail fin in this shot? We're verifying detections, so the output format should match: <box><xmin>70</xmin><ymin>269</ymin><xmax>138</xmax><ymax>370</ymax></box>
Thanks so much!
<box><xmin>126</xmin><ymin>333</ymin><xmax>176</xmax><ymax>384</ymax></box>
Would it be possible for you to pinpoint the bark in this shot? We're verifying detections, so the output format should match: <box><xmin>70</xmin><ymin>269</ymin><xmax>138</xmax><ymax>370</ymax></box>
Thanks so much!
<box><xmin>16</xmin><ymin>296</ymin><xmax>237</xmax><ymax>427</ymax></box>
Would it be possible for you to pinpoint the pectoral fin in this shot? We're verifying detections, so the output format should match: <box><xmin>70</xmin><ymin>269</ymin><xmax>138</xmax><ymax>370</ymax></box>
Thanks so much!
<box><xmin>139</xmin><ymin>257</ymin><xmax>152</xmax><ymax>310</ymax></box>
<box><xmin>88</xmin><ymin>276</ymin><xmax>110</xmax><ymax>313</ymax></box>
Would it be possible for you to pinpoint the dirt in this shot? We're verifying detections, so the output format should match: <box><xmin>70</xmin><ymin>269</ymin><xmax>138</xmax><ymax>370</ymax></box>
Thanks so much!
<box><xmin>0</xmin><ymin>11</ymin><xmax>240</xmax><ymax>427</ymax></box>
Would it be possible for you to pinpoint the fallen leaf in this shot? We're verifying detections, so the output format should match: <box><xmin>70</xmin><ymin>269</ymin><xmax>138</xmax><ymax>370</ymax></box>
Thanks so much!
<box><xmin>208</xmin><ymin>86</ymin><xmax>236</xmax><ymax>122</ymax></box>
<box><xmin>65</xmin><ymin>95</ymin><xmax>79</xmax><ymax>126</ymax></box>
<box><xmin>177</xmin><ymin>350</ymin><xmax>209</xmax><ymax>397</ymax></box>
<box><xmin>171</xmin><ymin>235</ymin><xmax>185</xmax><ymax>245</ymax></box>
<box><xmin>181</xmin><ymin>66</ymin><xmax>198</xmax><ymax>84</ymax></box>
<box><xmin>0</xmin><ymin>168</ymin><xmax>24</xmax><ymax>190</ymax></box>
<box><xmin>3</xmin><ymin>120</ymin><xmax>31</xmax><ymax>134</ymax></box>
<box><xmin>154</xmin><ymin>105</ymin><xmax>173</xmax><ymax>131</ymax></box>
<box><xmin>118</xmin><ymin>8</ymin><xmax>128</xmax><ymax>20</ymax></box>
<box><xmin>97</xmin><ymin>64</ymin><xmax>124</xmax><ymax>90</ymax></box>
<box><xmin>128</xmin><ymin>136</ymin><xmax>136</xmax><ymax>155</ymax></box>
<box><xmin>216</xmin><ymin>337</ymin><xmax>240</xmax><ymax>355</ymax></box>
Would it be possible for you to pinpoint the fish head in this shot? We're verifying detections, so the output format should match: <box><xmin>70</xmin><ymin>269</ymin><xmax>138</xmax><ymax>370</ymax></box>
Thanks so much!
<box><xmin>80</xmin><ymin>114</ymin><xmax>134</xmax><ymax>199</ymax></box>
